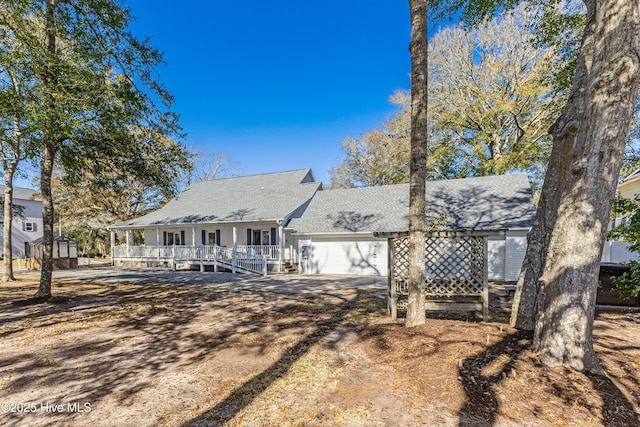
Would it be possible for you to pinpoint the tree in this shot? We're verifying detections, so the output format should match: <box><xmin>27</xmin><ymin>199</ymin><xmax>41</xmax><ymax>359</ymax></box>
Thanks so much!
<box><xmin>0</xmin><ymin>4</ymin><xmax>37</xmax><ymax>281</ymax></box>
<box><xmin>183</xmin><ymin>149</ymin><xmax>242</xmax><ymax>186</ymax></box>
<box><xmin>4</xmin><ymin>0</ymin><xmax>185</xmax><ymax>299</ymax></box>
<box><xmin>405</xmin><ymin>0</ymin><xmax>429</xmax><ymax>327</ymax></box>
<box><xmin>331</xmin><ymin>6</ymin><xmax>565</xmax><ymax>188</ymax></box>
<box><xmin>428</xmin><ymin>5</ymin><xmax>564</xmax><ymax>183</ymax></box>
<box><xmin>330</xmin><ymin>92</ymin><xmax>410</xmax><ymax>188</ymax></box>
<box><xmin>509</xmin><ymin>0</ymin><xmax>640</xmax><ymax>373</ymax></box>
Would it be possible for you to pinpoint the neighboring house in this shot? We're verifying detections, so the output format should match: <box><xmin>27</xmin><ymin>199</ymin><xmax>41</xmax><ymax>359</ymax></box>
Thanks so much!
<box><xmin>0</xmin><ymin>185</ymin><xmax>43</xmax><ymax>259</ymax></box>
<box><xmin>110</xmin><ymin>169</ymin><xmax>537</xmax><ymax>280</ymax></box>
<box><xmin>602</xmin><ymin>168</ymin><xmax>640</xmax><ymax>264</ymax></box>
<box><xmin>290</xmin><ymin>174</ymin><xmax>535</xmax><ymax>280</ymax></box>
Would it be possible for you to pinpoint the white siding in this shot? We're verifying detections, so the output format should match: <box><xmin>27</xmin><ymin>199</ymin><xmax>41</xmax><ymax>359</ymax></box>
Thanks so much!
<box><xmin>302</xmin><ymin>236</ymin><xmax>388</xmax><ymax>276</ymax></box>
<box><xmin>505</xmin><ymin>231</ymin><xmax>528</xmax><ymax>281</ymax></box>
<box><xmin>487</xmin><ymin>236</ymin><xmax>506</xmax><ymax>281</ymax></box>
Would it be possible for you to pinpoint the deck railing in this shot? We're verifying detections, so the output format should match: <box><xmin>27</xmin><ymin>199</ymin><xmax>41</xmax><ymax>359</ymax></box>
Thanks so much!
<box><xmin>113</xmin><ymin>244</ymin><xmax>283</xmax><ymax>261</ymax></box>
<box><xmin>112</xmin><ymin>244</ymin><xmax>274</xmax><ymax>275</ymax></box>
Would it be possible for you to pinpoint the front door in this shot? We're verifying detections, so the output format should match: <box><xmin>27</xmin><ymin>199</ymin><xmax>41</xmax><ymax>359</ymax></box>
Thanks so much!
<box><xmin>261</xmin><ymin>229</ymin><xmax>271</xmax><ymax>246</ymax></box>
<box><xmin>253</xmin><ymin>230</ymin><xmax>261</xmax><ymax>245</ymax></box>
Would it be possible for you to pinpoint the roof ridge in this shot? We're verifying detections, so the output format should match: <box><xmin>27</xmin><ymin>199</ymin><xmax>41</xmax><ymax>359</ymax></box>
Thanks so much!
<box><xmin>194</xmin><ymin>168</ymin><xmax>312</xmax><ymax>184</ymax></box>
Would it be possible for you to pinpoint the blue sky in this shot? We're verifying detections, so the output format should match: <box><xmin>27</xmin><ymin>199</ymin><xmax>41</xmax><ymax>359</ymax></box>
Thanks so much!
<box><xmin>124</xmin><ymin>0</ymin><xmax>412</xmax><ymax>184</ymax></box>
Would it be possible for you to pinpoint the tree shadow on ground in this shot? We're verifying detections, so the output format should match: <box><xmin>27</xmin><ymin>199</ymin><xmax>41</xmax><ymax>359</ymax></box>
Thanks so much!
<box><xmin>180</xmin><ymin>291</ymin><xmax>360</xmax><ymax>426</ymax></box>
<box><xmin>0</xmin><ymin>277</ymin><xmax>369</xmax><ymax>426</ymax></box>
<box><xmin>457</xmin><ymin>330</ymin><xmax>640</xmax><ymax>427</ymax></box>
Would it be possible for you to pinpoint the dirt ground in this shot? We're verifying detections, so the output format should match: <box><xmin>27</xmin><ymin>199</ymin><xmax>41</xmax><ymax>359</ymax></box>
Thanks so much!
<box><xmin>0</xmin><ymin>270</ymin><xmax>638</xmax><ymax>427</ymax></box>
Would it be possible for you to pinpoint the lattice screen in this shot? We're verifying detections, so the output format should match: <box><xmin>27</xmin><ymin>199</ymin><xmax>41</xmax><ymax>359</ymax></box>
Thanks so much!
<box><xmin>392</xmin><ymin>235</ymin><xmax>486</xmax><ymax>296</ymax></box>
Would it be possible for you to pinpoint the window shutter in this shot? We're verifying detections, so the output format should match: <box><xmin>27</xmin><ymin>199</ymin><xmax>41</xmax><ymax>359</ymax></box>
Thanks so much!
<box><xmin>270</xmin><ymin>228</ymin><xmax>276</xmax><ymax>245</ymax></box>
<box><xmin>201</xmin><ymin>230</ymin><xmax>206</xmax><ymax>245</ymax></box>
<box><xmin>247</xmin><ymin>229</ymin><xmax>252</xmax><ymax>245</ymax></box>
<box><xmin>180</xmin><ymin>231</ymin><xmax>185</xmax><ymax>246</ymax></box>
<box><xmin>22</xmin><ymin>222</ymin><xmax>25</xmax><ymax>231</ymax></box>
<box><xmin>216</xmin><ymin>230</ymin><xmax>221</xmax><ymax>246</ymax></box>
<box><xmin>163</xmin><ymin>232</ymin><xmax>167</xmax><ymax>246</ymax></box>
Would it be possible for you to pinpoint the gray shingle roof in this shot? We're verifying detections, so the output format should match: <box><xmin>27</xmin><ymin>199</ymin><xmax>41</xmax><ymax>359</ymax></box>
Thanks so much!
<box><xmin>290</xmin><ymin>174</ymin><xmax>536</xmax><ymax>234</ymax></box>
<box><xmin>111</xmin><ymin>169</ymin><xmax>321</xmax><ymax>228</ymax></box>
<box><xmin>0</xmin><ymin>185</ymin><xmax>39</xmax><ymax>201</ymax></box>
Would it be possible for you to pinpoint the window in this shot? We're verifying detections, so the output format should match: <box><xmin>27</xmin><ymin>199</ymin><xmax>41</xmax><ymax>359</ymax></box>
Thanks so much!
<box><xmin>23</xmin><ymin>222</ymin><xmax>36</xmax><ymax>232</ymax></box>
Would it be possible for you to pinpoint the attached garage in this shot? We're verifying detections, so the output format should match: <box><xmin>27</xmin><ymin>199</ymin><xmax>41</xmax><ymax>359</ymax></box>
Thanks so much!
<box><xmin>291</xmin><ymin>174</ymin><xmax>536</xmax><ymax>281</ymax></box>
<box><xmin>298</xmin><ymin>235</ymin><xmax>388</xmax><ymax>276</ymax></box>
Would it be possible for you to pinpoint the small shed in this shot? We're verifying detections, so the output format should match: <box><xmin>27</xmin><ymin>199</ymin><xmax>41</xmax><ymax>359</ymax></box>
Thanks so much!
<box><xmin>28</xmin><ymin>235</ymin><xmax>78</xmax><ymax>270</ymax></box>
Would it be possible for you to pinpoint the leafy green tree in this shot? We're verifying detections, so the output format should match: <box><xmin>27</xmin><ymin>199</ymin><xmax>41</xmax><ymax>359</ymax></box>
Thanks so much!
<box><xmin>0</xmin><ymin>3</ymin><xmax>38</xmax><ymax>281</ymax></box>
<box><xmin>3</xmin><ymin>0</ymin><xmax>186</xmax><ymax>299</ymax></box>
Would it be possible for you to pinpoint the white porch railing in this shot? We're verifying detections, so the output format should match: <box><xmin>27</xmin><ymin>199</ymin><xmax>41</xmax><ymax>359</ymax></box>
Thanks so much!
<box><xmin>236</xmin><ymin>244</ymin><xmax>281</xmax><ymax>260</ymax></box>
<box><xmin>112</xmin><ymin>244</ymin><xmax>270</xmax><ymax>275</ymax></box>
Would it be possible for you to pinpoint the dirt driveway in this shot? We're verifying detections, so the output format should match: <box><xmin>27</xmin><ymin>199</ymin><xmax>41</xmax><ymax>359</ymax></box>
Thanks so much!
<box><xmin>1</xmin><ymin>268</ymin><xmax>638</xmax><ymax>426</ymax></box>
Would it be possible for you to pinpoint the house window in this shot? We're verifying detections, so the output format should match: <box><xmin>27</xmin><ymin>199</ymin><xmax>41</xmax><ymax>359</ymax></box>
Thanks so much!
<box><xmin>167</xmin><ymin>232</ymin><xmax>182</xmax><ymax>245</ymax></box>
<box><xmin>23</xmin><ymin>222</ymin><xmax>36</xmax><ymax>232</ymax></box>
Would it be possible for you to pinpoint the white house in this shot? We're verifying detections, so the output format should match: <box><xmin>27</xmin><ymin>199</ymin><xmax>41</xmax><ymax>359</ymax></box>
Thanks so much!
<box><xmin>0</xmin><ymin>185</ymin><xmax>43</xmax><ymax>259</ymax></box>
<box><xmin>289</xmin><ymin>174</ymin><xmax>535</xmax><ymax>280</ymax></box>
<box><xmin>109</xmin><ymin>169</ymin><xmax>322</xmax><ymax>272</ymax></box>
<box><xmin>602</xmin><ymin>169</ymin><xmax>640</xmax><ymax>264</ymax></box>
<box><xmin>109</xmin><ymin>169</ymin><xmax>536</xmax><ymax>281</ymax></box>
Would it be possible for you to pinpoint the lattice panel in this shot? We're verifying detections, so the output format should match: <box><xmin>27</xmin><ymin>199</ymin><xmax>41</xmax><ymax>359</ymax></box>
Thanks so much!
<box><xmin>392</xmin><ymin>235</ymin><xmax>486</xmax><ymax>296</ymax></box>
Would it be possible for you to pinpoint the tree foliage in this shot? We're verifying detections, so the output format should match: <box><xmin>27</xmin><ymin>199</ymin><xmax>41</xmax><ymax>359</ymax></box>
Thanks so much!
<box><xmin>2</xmin><ymin>0</ymin><xmax>187</xmax><ymax>298</ymax></box>
<box><xmin>331</xmin><ymin>4</ymin><xmax>565</xmax><ymax>188</ymax></box>
<box><xmin>0</xmin><ymin>3</ymin><xmax>39</xmax><ymax>280</ymax></box>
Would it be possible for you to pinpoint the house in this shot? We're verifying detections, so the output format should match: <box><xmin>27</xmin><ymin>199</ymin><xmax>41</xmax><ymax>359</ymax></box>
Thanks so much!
<box><xmin>109</xmin><ymin>170</ymin><xmax>537</xmax><ymax>280</ymax></box>
<box><xmin>602</xmin><ymin>169</ymin><xmax>640</xmax><ymax>264</ymax></box>
<box><xmin>290</xmin><ymin>174</ymin><xmax>535</xmax><ymax>280</ymax></box>
<box><xmin>0</xmin><ymin>185</ymin><xmax>43</xmax><ymax>259</ymax></box>
<box><xmin>109</xmin><ymin>169</ymin><xmax>322</xmax><ymax>272</ymax></box>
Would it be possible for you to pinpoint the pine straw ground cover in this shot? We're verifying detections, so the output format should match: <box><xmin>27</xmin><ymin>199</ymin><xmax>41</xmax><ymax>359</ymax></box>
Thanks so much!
<box><xmin>0</xmin><ymin>273</ymin><xmax>638</xmax><ymax>427</ymax></box>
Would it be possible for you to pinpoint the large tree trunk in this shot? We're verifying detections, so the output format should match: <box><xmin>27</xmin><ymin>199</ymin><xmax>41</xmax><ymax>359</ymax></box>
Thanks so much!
<box><xmin>405</xmin><ymin>0</ymin><xmax>428</xmax><ymax>327</ymax></box>
<box><xmin>511</xmin><ymin>0</ymin><xmax>640</xmax><ymax>373</ymax></box>
<box><xmin>35</xmin><ymin>143</ymin><xmax>56</xmax><ymax>298</ymax></box>
<box><xmin>34</xmin><ymin>0</ymin><xmax>58</xmax><ymax>299</ymax></box>
<box><xmin>3</xmin><ymin>163</ymin><xmax>18</xmax><ymax>282</ymax></box>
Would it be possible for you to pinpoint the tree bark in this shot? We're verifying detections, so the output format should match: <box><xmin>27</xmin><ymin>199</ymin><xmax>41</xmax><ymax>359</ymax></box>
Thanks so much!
<box><xmin>3</xmin><ymin>163</ymin><xmax>18</xmax><ymax>282</ymax></box>
<box><xmin>34</xmin><ymin>0</ymin><xmax>58</xmax><ymax>299</ymax></box>
<box><xmin>511</xmin><ymin>0</ymin><xmax>640</xmax><ymax>373</ymax></box>
<box><xmin>405</xmin><ymin>0</ymin><xmax>428</xmax><ymax>327</ymax></box>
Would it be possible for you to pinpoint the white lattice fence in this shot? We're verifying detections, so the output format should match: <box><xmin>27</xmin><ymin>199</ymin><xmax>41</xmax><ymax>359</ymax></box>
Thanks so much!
<box><xmin>389</xmin><ymin>233</ymin><xmax>489</xmax><ymax>320</ymax></box>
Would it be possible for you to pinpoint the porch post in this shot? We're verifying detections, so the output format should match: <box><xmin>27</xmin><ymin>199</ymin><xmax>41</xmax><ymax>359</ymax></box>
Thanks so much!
<box><xmin>126</xmin><ymin>230</ymin><xmax>131</xmax><ymax>258</ymax></box>
<box><xmin>278</xmin><ymin>224</ymin><xmax>284</xmax><ymax>273</ymax></box>
<box><xmin>192</xmin><ymin>226</ymin><xmax>196</xmax><ymax>247</ymax></box>
<box><xmin>110</xmin><ymin>231</ymin><xmax>115</xmax><ymax>265</ymax></box>
<box><xmin>232</xmin><ymin>226</ymin><xmax>237</xmax><ymax>273</ymax></box>
<box><xmin>156</xmin><ymin>228</ymin><xmax>161</xmax><ymax>260</ymax></box>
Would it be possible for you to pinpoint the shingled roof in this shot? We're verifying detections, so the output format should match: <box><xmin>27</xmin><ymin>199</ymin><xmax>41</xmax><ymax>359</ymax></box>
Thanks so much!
<box><xmin>0</xmin><ymin>185</ymin><xmax>39</xmax><ymax>201</ymax></box>
<box><xmin>289</xmin><ymin>174</ymin><xmax>536</xmax><ymax>234</ymax></box>
<box><xmin>111</xmin><ymin>169</ymin><xmax>321</xmax><ymax>228</ymax></box>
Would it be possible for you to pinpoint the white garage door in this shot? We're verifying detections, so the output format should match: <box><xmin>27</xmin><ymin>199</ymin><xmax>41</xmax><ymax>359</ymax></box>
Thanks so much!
<box><xmin>306</xmin><ymin>237</ymin><xmax>388</xmax><ymax>276</ymax></box>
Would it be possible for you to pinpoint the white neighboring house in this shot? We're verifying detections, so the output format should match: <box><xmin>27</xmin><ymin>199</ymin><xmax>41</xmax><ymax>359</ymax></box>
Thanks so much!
<box><xmin>602</xmin><ymin>169</ymin><xmax>640</xmax><ymax>264</ymax></box>
<box><xmin>0</xmin><ymin>185</ymin><xmax>43</xmax><ymax>259</ymax></box>
<box><xmin>109</xmin><ymin>170</ymin><xmax>537</xmax><ymax>281</ymax></box>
